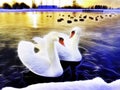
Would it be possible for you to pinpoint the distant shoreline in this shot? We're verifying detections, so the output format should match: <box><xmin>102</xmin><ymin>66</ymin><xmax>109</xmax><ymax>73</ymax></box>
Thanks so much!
<box><xmin>0</xmin><ymin>9</ymin><xmax>120</xmax><ymax>13</ymax></box>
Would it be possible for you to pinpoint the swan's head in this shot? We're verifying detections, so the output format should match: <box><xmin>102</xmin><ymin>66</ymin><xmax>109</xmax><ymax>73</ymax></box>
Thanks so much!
<box><xmin>45</xmin><ymin>31</ymin><xmax>63</xmax><ymax>42</ymax></box>
<box><xmin>45</xmin><ymin>31</ymin><xmax>60</xmax><ymax>41</ymax></box>
<box><xmin>32</xmin><ymin>37</ymin><xmax>43</xmax><ymax>44</ymax></box>
<box><xmin>44</xmin><ymin>31</ymin><xmax>65</xmax><ymax>46</ymax></box>
<box><xmin>70</xmin><ymin>27</ymin><xmax>82</xmax><ymax>38</ymax></box>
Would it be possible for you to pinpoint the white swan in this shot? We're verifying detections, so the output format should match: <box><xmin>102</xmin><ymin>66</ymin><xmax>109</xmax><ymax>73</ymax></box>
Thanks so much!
<box><xmin>17</xmin><ymin>32</ymin><xmax>63</xmax><ymax>77</ymax></box>
<box><xmin>33</xmin><ymin>27</ymin><xmax>82</xmax><ymax>62</ymax></box>
<box><xmin>56</xmin><ymin>27</ymin><xmax>82</xmax><ymax>62</ymax></box>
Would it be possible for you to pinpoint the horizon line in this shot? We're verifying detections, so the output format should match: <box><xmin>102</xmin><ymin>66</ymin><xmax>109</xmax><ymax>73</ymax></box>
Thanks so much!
<box><xmin>0</xmin><ymin>8</ymin><xmax>120</xmax><ymax>13</ymax></box>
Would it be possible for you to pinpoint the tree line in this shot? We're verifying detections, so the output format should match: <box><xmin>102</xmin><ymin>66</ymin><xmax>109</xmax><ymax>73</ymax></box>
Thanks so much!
<box><xmin>1</xmin><ymin>3</ymin><xmax>112</xmax><ymax>9</ymax></box>
<box><xmin>2</xmin><ymin>2</ymin><xmax>37</xmax><ymax>9</ymax></box>
<box><xmin>89</xmin><ymin>5</ymin><xmax>109</xmax><ymax>9</ymax></box>
<box><xmin>62</xmin><ymin>5</ymin><xmax>110</xmax><ymax>9</ymax></box>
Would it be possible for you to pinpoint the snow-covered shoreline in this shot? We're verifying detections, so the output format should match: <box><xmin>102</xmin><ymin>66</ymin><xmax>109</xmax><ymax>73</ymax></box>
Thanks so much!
<box><xmin>2</xmin><ymin>77</ymin><xmax>120</xmax><ymax>90</ymax></box>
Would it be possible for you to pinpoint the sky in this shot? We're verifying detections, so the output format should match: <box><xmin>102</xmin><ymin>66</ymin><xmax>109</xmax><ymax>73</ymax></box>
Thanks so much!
<box><xmin>0</xmin><ymin>0</ymin><xmax>120</xmax><ymax>8</ymax></box>
<box><xmin>78</xmin><ymin>0</ymin><xmax>120</xmax><ymax>8</ymax></box>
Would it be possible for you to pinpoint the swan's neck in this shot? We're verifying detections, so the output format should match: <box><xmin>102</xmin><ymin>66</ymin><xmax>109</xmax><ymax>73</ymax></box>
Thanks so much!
<box><xmin>70</xmin><ymin>35</ymin><xmax>80</xmax><ymax>48</ymax></box>
<box><xmin>46</xmin><ymin>40</ymin><xmax>59</xmax><ymax>63</ymax></box>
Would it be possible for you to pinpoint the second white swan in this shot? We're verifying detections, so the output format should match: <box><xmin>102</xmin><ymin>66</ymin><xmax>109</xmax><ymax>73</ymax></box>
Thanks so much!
<box><xmin>17</xmin><ymin>32</ymin><xmax>63</xmax><ymax>77</ymax></box>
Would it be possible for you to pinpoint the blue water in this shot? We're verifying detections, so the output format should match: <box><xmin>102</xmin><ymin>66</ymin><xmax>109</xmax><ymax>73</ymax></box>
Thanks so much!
<box><xmin>0</xmin><ymin>11</ymin><xmax>120</xmax><ymax>89</ymax></box>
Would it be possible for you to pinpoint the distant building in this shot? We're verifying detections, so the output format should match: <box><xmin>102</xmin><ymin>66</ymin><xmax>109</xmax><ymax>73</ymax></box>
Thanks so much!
<box><xmin>37</xmin><ymin>5</ymin><xmax>58</xmax><ymax>9</ymax></box>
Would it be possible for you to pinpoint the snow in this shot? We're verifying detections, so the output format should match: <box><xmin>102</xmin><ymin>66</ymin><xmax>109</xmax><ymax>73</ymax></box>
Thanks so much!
<box><xmin>2</xmin><ymin>77</ymin><xmax>120</xmax><ymax>90</ymax></box>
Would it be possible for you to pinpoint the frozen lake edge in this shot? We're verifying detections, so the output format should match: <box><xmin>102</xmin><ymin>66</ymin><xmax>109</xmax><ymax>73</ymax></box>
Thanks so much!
<box><xmin>2</xmin><ymin>77</ymin><xmax>120</xmax><ymax>90</ymax></box>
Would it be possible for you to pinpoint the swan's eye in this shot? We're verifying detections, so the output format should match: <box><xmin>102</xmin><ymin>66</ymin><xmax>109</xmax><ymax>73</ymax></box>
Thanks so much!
<box><xmin>70</xmin><ymin>31</ymin><xmax>75</xmax><ymax>38</ymax></box>
<box><xmin>59</xmin><ymin>37</ymin><xmax>64</xmax><ymax>41</ymax></box>
<box><xmin>34</xmin><ymin>47</ymin><xmax>39</xmax><ymax>53</ymax></box>
<box><xmin>59</xmin><ymin>37</ymin><xmax>65</xmax><ymax>46</ymax></box>
<box><xmin>71</xmin><ymin>31</ymin><xmax>75</xmax><ymax>34</ymax></box>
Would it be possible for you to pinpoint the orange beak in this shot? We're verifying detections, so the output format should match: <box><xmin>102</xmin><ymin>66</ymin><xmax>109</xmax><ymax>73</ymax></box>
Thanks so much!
<box><xmin>59</xmin><ymin>37</ymin><xmax>65</xmax><ymax>46</ymax></box>
<box><xmin>70</xmin><ymin>31</ymin><xmax>75</xmax><ymax>38</ymax></box>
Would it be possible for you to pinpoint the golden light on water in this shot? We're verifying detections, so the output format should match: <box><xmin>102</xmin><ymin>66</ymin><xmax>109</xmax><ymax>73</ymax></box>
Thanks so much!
<box><xmin>32</xmin><ymin>13</ymin><xmax>38</xmax><ymax>28</ymax></box>
<box><xmin>27</xmin><ymin>12</ymin><xmax>39</xmax><ymax>28</ymax></box>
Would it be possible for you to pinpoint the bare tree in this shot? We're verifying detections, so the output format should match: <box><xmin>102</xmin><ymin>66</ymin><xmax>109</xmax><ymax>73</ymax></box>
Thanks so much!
<box><xmin>32</xmin><ymin>0</ymin><xmax>37</xmax><ymax>8</ymax></box>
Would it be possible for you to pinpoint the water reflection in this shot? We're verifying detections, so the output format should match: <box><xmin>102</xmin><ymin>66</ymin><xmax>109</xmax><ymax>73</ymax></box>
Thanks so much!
<box><xmin>0</xmin><ymin>12</ymin><xmax>118</xmax><ymax>29</ymax></box>
<box><xmin>27</xmin><ymin>12</ymin><xmax>38</xmax><ymax>28</ymax></box>
<box><xmin>0</xmin><ymin>12</ymin><xmax>119</xmax><ymax>51</ymax></box>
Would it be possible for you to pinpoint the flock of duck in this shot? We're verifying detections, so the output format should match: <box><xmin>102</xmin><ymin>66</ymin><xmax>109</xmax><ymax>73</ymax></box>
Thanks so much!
<box><xmin>57</xmin><ymin>13</ymin><xmax>117</xmax><ymax>23</ymax></box>
<box><xmin>17</xmin><ymin>27</ymin><xmax>82</xmax><ymax>77</ymax></box>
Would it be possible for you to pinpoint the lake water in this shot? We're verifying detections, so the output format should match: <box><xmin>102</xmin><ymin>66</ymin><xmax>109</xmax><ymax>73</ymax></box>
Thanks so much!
<box><xmin>0</xmin><ymin>11</ymin><xmax>120</xmax><ymax>89</ymax></box>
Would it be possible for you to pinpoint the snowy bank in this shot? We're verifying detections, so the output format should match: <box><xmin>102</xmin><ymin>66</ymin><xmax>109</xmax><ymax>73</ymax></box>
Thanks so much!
<box><xmin>2</xmin><ymin>77</ymin><xmax>120</xmax><ymax>90</ymax></box>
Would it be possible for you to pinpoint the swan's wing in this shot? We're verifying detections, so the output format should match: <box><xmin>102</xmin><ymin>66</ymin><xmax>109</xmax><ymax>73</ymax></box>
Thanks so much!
<box><xmin>17</xmin><ymin>41</ymin><xmax>50</xmax><ymax>76</ymax></box>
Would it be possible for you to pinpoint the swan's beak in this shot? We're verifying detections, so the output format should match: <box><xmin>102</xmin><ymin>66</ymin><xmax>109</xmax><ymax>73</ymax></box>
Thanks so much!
<box><xmin>70</xmin><ymin>31</ymin><xmax>75</xmax><ymax>38</ymax></box>
<box><xmin>59</xmin><ymin>37</ymin><xmax>65</xmax><ymax>46</ymax></box>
